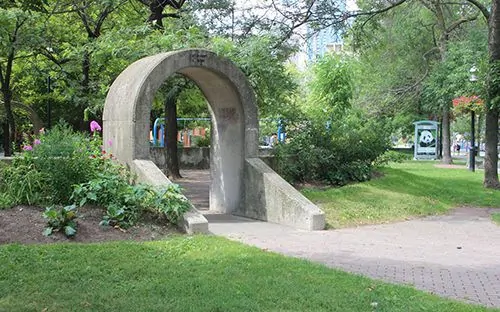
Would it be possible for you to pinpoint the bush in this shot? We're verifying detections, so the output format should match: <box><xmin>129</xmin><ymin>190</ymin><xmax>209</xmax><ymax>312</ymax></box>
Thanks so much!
<box><xmin>71</xmin><ymin>167</ymin><xmax>191</xmax><ymax>228</ymax></box>
<box><xmin>0</xmin><ymin>156</ymin><xmax>48</xmax><ymax>206</ymax></box>
<box><xmin>31</xmin><ymin>124</ymin><xmax>103</xmax><ymax>204</ymax></box>
<box><xmin>274</xmin><ymin>114</ymin><xmax>390</xmax><ymax>186</ymax></box>
<box><xmin>0</xmin><ymin>122</ymin><xmax>192</xmax><ymax>236</ymax></box>
<box><xmin>193</xmin><ymin>135</ymin><xmax>210</xmax><ymax>147</ymax></box>
<box><xmin>0</xmin><ymin>124</ymin><xmax>104</xmax><ymax>206</ymax></box>
<box><xmin>373</xmin><ymin>150</ymin><xmax>412</xmax><ymax>167</ymax></box>
<box><xmin>0</xmin><ymin>192</ymin><xmax>14</xmax><ymax>209</ymax></box>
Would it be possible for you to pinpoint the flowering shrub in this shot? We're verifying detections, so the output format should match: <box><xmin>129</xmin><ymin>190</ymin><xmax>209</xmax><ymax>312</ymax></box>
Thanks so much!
<box><xmin>452</xmin><ymin>96</ymin><xmax>484</xmax><ymax>115</ymax></box>
<box><xmin>0</xmin><ymin>120</ymin><xmax>190</xmax><ymax>236</ymax></box>
<box><xmin>0</xmin><ymin>122</ymin><xmax>107</xmax><ymax>206</ymax></box>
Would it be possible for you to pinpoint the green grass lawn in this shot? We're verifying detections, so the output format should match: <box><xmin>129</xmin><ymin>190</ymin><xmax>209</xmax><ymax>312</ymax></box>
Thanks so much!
<box><xmin>493</xmin><ymin>213</ymin><xmax>500</xmax><ymax>225</ymax></box>
<box><xmin>0</xmin><ymin>236</ymin><xmax>497</xmax><ymax>312</ymax></box>
<box><xmin>302</xmin><ymin>161</ymin><xmax>500</xmax><ymax>228</ymax></box>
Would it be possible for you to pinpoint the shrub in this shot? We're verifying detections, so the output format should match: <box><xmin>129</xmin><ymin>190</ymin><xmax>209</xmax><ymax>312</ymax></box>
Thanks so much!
<box><xmin>0</xmin><ymin>124</ymin><xmax>105</xmax><ymax>206</ymax></box>
<box><xmin>31</xmin><ymin>124</ymin><xmax>103</xmax><ymax>204</ymax></box>
<box><xmin>274</xmin><ymin>114</ymin><xmax>390</xmax><ymax>186</ymax></box>
<box><xmin>71</xmin><ymin>167</ymin><xmax>191</xmax><ymax>228</ymax></box>
<box><xmin>0</xmin><ymin>156</ymin><xmax>48</xmax><ymax>206</ymax></box>
<box><xmin>193</xmin><ymin>135</ymin><xmax>210</xmax><ymax>147</ymax></box>
<box><xmin>0</xmin><ymin>192</ymin><xmax>14</xmax><ymax>210</ymax></box>
<box><xmin>373</xmin><ymin>150</ymin><xmax>412</xmax><ymax>167</ymax></box>
<box><xmin>1</xmin><ymin>122</ymin><xmax>191</xmax><ymax>236</ymax></box>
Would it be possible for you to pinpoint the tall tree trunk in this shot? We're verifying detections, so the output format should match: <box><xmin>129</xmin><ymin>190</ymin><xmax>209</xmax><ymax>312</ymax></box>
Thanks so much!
<box><xmin>165</xmin><ymin>87</ymin><xmax>182</xmax><ymax>179</ymax></box>
<box><xmin>434</xmin><ymin>0</ymin><xmax>452</xmax><ymax>164</ymax></box>
<box><xmin>441</xmin><ymin>106</ymin><xmax>452</xmax><ymax>163</ymax></box>
<box><xmin>2</xmin><ymin>122</ymin><xmax>8</xmax><ymax>156</ymax></box>
<box><xmin>484</xmin><ymin>0</ymin><xmax>500</xmax><ymax>188</ymax></box>
<box><xmin>484</xmin><ymin>108</ymin><xmax>499</xmax><ymax>187</ymax></box>
<box><xmin>1</xmin><ymin>89</ymin><xmax>15</xmax><ymax>156</ymax></box>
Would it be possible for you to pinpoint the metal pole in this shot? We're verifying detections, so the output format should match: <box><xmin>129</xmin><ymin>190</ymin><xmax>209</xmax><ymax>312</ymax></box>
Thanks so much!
<box><xmin>47</xmin><ymin>76</ymin><xmax>52</xmax><ymax>129</ymax></box>
<box><xmin>469</xmin><ymin>110</ymin><xmax>475</xmax><ymax>172</ymax></box>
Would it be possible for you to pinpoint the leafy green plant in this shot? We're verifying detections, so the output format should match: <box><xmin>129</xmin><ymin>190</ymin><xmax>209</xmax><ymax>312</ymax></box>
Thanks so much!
<box><xmin>0</xmin><ymin>192</ymin><xmax>14</xmax><ymax>209</ymax></box>
<box><xmin>141</xmin><ymin>184</ymin><xmax>191</xmax><ymax>223</ymax></box>
<box><xmin>72</xmin><ymin>170</ymin><xmax>190</xmax><ymax>228</ymax></box>
<box><xmin>43</xmin><ymin>204</ymin><xmax>78</xmax><ymax>238</ymax></box>
<box><xmin>275</xmin><ymin>113</ymin><xmax>390</xmax><ymax>186</ymax></box>
<box><xmin>31</xmin><ymin>124</ymin><xmax>104</xmax><ymax>204</ymax></box>
<box><xmin>373</xmin><ymin>150</ymin><xmax>412</xmax><ymax>167</ymax></box>
<box><xmin>100</xmin><ymin>204</ymin><xmax>130</xmax><ymax>227</ymax></box>
<box><xmin>0</xmin><ymin>158</ymin><xmax>48</xmax><ymax>206</ymax></box>
<box><xmin>193</xmin><ymin>135</ymin><xmax>210</xmax><ymax>147</ymax></box>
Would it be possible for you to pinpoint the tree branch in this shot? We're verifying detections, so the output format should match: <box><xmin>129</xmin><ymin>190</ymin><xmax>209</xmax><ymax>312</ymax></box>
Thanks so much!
<box><xmin>446</xmin><ymin>15</ymin><xmax>478</xmax><ymax>33</ymax></box>
<box><xmin>465</xmin><ymin>0</ymin><xmax>490</xmax><ymax>20</ymax></box>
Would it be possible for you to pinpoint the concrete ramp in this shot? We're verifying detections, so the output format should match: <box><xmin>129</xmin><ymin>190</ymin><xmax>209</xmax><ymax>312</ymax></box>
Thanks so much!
<box><xmin>240</xmin><ymin>158</ymin><xmax>325</xmax><ymax>231</ymax></box>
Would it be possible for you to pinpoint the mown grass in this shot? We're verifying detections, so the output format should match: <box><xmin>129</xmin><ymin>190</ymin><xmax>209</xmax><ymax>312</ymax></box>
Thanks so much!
<box><xmin>0</xmin><ymin>236</ymin><xmax>497</xmax><ymax>312</ymax></box>
<box><xmin>302</xmin><ymin>161</ymin><xmax>500</xmax><ymax>228</ymax></box>
<box><xmin>493</xmin><ymin>213</ymin><xmax>500</xmax><ymax>225</ymax></box>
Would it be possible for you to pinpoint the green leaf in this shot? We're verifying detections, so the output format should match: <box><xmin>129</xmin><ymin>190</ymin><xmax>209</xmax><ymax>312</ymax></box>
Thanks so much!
<box><xmin>64</xmin><ymin>225</ymin><xmax>76</xmax><ymax>237</ymax></box>
<box><xmin>88</xmin><ymin>192</ymin><xmax>97</xmax><ymax>201</ymax></box>
<box><xmin>43</xmin><ymin>227</ymin><xmax>53</xmax><ymax>236</ymax></box>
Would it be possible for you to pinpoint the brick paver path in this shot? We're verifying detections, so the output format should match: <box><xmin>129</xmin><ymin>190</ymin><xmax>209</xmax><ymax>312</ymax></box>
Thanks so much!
<box><xmin>177</xmin><ymin>170</ymin><xmax>500</xmax><ymax>308</ymax></box>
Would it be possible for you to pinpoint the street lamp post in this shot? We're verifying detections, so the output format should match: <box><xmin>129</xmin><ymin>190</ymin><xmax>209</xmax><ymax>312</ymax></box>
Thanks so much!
<box><xmin>469</xmin><ymin>66</ymin><xmax>478</xmax><ymax>172</ymax></box>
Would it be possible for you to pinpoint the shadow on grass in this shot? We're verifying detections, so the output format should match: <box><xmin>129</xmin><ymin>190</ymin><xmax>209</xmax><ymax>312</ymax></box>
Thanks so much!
<box><xmin>371</xmin><ymin>166</ymin><xmax>499</xmax><ymax>207</ymax></box>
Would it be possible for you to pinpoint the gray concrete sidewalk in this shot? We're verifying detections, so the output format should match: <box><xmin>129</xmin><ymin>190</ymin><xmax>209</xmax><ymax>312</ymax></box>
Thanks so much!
<box><xmin>206</xmin><ymin>209</ymin><xmax>500</xmax><ymax>308</ymax></box>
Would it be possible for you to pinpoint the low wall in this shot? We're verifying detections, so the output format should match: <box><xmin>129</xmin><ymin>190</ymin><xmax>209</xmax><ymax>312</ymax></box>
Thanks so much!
<box><xmin>150</xmin><ymin>147</ymin><xmax>275</xmax><ymax>170</ymax></box>
<box><xmin>0</xmin><ymin>157</ymin><xmax>12</xmax><ymax>165</ymax></box>
<box><xmin>150</xmin><ymin>147</ymin><xmax>210</xmax><ymax>169</ymax></box>
<box><xmin>239</xmin><ymin>158</ymin><xmax>325</xmax><ymax>230</ymax></box>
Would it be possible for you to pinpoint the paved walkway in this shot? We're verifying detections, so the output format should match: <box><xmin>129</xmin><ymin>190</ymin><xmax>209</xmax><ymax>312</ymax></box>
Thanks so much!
<box><xmin>176</xmin><ymin>170</ymin><xmax>500</xmax><ymax>308</ymax></box>
<box><xmin>173</xmin><ymin>170</ymin><xmax>210</xmax><ymax>210</ymax></box>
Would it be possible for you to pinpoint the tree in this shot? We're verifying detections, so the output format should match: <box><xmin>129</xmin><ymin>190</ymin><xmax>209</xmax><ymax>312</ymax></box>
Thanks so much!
<box><xmin>137</xmin><ymin>0</ymin><xmax>186</xmax><ymax>28</ymax></box>
<box><xmin>483</xmin><ymin>0</ymin><xmax>500</xmax><ymax>188</ymax></box>
<box><xmin>307</xmin><ymin>53</ymin><xmax>353</xmax><ymax>120</ymax></box>
<box><xmin>0</xmin><ymin>3</ymin><xmax>46</xmax><ymax>155</ymax></box>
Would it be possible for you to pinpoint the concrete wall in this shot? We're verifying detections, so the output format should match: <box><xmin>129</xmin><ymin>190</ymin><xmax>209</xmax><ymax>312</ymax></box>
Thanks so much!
<box><xmin>150</xmin><ymin>147</ymin><xmax>210</xmax><ymax>169</ymax></box>
<box><xmin>239</xmin><ymin>158</ymin><xmax>325</xmax><ymax>230</ymax></box>
<box><xmin>150</xmin><ymin>147</ymin><xmax>274</xmax><ymax>170</ymax></box>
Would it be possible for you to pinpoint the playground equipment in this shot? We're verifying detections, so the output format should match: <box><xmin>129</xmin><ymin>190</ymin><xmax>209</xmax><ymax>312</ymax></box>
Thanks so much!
<box><xmin>152</xmin><ymin>117</ymin><xmax>210</xmax><ymax>147</ymax></box>
<box><xmin>153</xmin><ymin>117</ymin><xmax>287</xmax><ymax>147</ymax></box>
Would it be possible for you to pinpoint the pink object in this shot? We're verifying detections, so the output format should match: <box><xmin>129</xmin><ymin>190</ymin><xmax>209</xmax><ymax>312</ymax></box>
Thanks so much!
<box><xmin>90</xmin><ymin>120</ymin><xmax>102</xmax><ymax>132</ymax></box>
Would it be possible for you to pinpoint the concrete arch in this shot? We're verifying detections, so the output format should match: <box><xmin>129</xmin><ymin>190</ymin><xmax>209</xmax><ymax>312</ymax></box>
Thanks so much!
<box><xmin>104</xmin><ymin>49</ymin><xmax>257</xmax><ymax>215</ymax></box>
<box><xmin>104</xmin><ymin>49</ymin><xmax>325</xmax><ymax>232</ymax></box>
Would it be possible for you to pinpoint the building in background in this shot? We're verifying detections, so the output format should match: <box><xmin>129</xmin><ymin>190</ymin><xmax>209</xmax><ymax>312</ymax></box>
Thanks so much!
<box><xmin>306</xmin><ymin>26</ymin><xmax>344</xmax><ymax>62</ymax></box>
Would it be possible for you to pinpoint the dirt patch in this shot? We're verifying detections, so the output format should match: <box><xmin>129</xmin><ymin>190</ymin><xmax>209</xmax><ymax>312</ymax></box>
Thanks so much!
<box><xmin>0</xmin><ymin>205</ymin><xmax>180</xmax><ymax>245</ymax></box>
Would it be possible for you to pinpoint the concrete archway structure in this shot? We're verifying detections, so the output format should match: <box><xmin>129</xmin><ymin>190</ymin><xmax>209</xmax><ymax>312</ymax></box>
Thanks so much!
<box><xmin>104</xmin><ymin>49</ymin><xmax>325</xmax><ymax>233</ymax></box>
